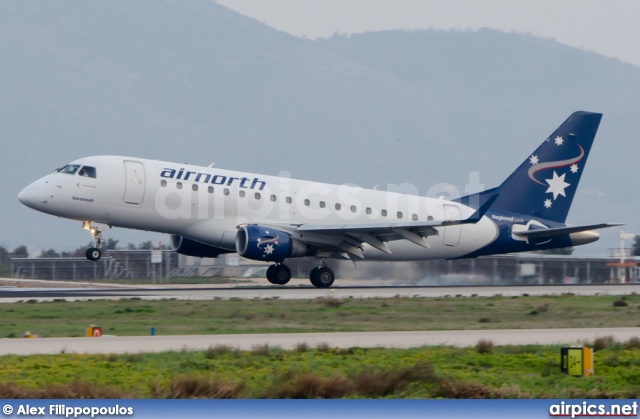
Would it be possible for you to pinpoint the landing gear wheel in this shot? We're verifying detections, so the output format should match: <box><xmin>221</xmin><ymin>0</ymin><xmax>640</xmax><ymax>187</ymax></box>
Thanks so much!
<box><xmin>266</xmin><ymin>265</ymin><xmax>275</xmax><ymax>283</ymax></box>
<box><xmin>267</xmin><ymin>264</ymin><xmax>291</xmax><ymax>285</ymax></box>
<box><xmin>309</xmin><ymin>267</ymin><xmax>320</xmax><ymax>286</ymax></box>
<box><xmin>311</xmin><ymin>267</ymin><xmax>335</xmax><ymax>288</ymax></box>
<box><xmin>86</xmin><ymin>247</ymin><xmax>102</xmax><ymax>261</ymax></box>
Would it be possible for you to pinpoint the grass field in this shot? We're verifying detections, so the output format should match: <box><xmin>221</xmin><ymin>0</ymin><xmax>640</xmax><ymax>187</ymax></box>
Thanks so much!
<box><xmin>2</xmin><ymin>340</ymin><xmax>640</xmax><ymax>398</ymax></box>
<box><xmin>2</xmin><ymin>294</ymin><xmax>640</xmax><ymax>338</ymax></box>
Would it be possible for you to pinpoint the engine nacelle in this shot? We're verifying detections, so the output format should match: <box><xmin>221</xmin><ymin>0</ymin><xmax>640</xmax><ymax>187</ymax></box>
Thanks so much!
<box><xmin>235</xmin><ymin>225</ymin><xmax>310</xmax><ymax>262</ymax></box>
<box><xmin>170</xmin><ymin>235</ymin><xmax>231</xmax><ymax>258</ymax></box>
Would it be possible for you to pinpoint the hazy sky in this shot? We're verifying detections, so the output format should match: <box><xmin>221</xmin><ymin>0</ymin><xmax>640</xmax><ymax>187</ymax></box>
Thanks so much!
<box><xmin>218</xmin><ymin>0</ymin><xmax>640</xmax><ymax>68</ymax></box>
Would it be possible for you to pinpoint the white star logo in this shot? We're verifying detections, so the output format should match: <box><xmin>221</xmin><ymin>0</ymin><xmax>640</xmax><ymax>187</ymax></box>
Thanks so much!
<box><xmin>529</xmin><ymin>155</ymin><xmax>539</xmax><ymax>165</ymax></box>
<box><xmin>263</xmin><ymin>244</ymin><xmax>274</xmax><ymax>256</ymax></box>
<box><xmin>570</xmin><ymin>164</ymin><xmax>579</xmax><ymax>174</ymax></box>
<box><xmin>545</xmin><ymin>171</ymin><xmax>570</xmax><ymax>200</ymax></box>
<box><xmin>543</xmin><ymin>199</ymin><xmax>552</xmax><ymax>209</ymax></box>
<box><xmin>554</xmin><ymin>136</ymin><xmax>564</xmax><ymax>146</ymax></box>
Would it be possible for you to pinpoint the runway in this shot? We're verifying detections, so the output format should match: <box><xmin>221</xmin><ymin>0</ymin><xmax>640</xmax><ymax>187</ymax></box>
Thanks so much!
<box><xmin>2</xmin><ymin>327</ymin><xmax>638</xmax><ymax>355</ymax></box>
<box><xmin>0</xmin><ymin>283</ymin><xmax>638</xmax><ymax>302</ymax></box>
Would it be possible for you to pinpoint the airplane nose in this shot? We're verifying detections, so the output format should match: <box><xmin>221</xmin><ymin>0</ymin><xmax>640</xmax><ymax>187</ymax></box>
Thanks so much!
<box><xmin>18</xmin><ymin>185</ymin><xmax>37</xmax><ymax>207</ymax></box>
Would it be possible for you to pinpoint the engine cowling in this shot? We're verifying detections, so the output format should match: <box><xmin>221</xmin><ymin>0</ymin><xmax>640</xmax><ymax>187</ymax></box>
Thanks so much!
<box><xmin>170</xmin><ymin>235</ymin><xmax>232</xmax><ymax>258</ymax></box>
<box><xmin>235</xmin><ymin>225</ymin><xmax>310</xmax><ymax>262</ymax></box>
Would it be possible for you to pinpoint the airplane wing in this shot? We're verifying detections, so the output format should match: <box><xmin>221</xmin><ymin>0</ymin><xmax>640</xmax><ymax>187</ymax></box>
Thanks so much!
<box><xmin>512</xmin><ymin>223</ymin><xmax>624</xmax><ymax>240</ymax></box>
<box><xmin>261</xmin><ymin>193</ymin><xmax>499</xmax><ymax>259</ymax></box>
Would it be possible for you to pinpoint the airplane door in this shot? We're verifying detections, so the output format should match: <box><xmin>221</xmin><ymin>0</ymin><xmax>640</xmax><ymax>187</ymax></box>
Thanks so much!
<box><xmin>124</xmin><ymin>161</ymin><xmax>146</xmax><ymax>204</ymax></box>
<box><xmin>442</xmin><ymin>204</ymin><xmax>461</xmax><ymax>247</ymax></box>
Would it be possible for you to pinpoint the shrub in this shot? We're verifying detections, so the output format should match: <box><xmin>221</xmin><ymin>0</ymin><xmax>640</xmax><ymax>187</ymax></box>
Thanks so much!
<box><xmin>613</xmin><ymin>300</ymin><xmax>628</xmax><ymax>307</ymax></box>
<box><xmin>316</xmin><ymin>342</ymin><xmax>330</xmax><ymax>352</ymax></box>
<box><xmin>152</xmin><ymin>375</ymin><xmax>244</xmax><ymax>399</ymax></box>
<box><xmin>476</xmin><ymin>339</ymin><xmax>494</xmax><ymax>354</ymax></box>
<box><xmin>593</xmin><ymin>336</ymin><xmax>616</xmax><ymax>351</ymax></box>
<box><xmin>625</xmin><ymin>337</ymin><xmax>640</xmax><ymax>350</ymax></box>
<box><xmin>205</xmin><ymin>344</ymin><xmax>238</xmax><ymax>359</ymax></box>
<box><xmin>322</xmin><ymin>297</ymin><xmax>344</xmax><ymax>307</ymax></box>
<box><xmin>250</xmin><ymin>344</ymin><xmax>270</xmax><ymax>356</ymax></box>
<box><xmin>294</xmin><ymin>342</ymin><xmax>309</xmax><ymax>353</ymax></box>
<box><xmin>478</xmin><ymin>317</ymin><xmax>491</xmax><ymax>323</ymax></box>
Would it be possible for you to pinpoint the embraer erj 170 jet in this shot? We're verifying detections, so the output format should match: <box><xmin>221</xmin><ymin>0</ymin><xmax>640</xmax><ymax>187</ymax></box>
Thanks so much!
<box><xmin>18</xmin><ymin>111</ymin><xmax>620</xmax><ymax>287</ymax></box>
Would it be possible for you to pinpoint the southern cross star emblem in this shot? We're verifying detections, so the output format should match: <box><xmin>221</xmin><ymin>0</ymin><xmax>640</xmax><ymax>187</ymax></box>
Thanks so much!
<box><xmin>529</xmin><ymin>155</ymin><xmax>539</xmax><ymax>165</ymax></box>
<box><xmin>554</xmin><ymin>136</ymin><xmax>564</xmax><ymax>146</ymax></box>
<box><xmin>543</xmin><ymin>198</ymin><xmax>552</xmax><ymax>209</ymax></box>
<box><xmin>545</xmin><ymin>171</ymin><xmax>570</xmax><ymax>200</ymax></box>
<box><xmin>263</xmin><ymin>244</ymin><xmax>274</xmax><ymax>256</ymax></box>
<box><xmin>570</xmin><ymin>163</ymin><xmax>579</xmax><ymax>174</ymax></box>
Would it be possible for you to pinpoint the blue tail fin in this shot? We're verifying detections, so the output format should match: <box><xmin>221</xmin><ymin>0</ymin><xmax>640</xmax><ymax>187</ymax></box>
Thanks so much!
<box><xmin>461</xmin><ymin>111</ymin><xmax>602</xmax><ymax>223</ymax></box>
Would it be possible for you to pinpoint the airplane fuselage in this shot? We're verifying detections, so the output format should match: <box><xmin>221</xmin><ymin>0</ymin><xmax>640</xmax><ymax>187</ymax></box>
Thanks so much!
<box><xmin>19</xmin><ymin>155</ymin><xmax>506</xmax><ymax>260</ymax></box>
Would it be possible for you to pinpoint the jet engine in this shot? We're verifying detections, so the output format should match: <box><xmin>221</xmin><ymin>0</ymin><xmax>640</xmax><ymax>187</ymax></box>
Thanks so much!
<box><xmin>235</xmin><ymin>225</ymin><xmax>310</xmax><ymax>262</ymax></box>
<box><xmin>170</xmin><ymin>235</ymin><xmax>232</xmax><ymax>258</ymax></box>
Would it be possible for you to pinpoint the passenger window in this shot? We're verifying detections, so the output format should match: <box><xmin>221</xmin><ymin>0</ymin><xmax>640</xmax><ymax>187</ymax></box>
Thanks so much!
<box><xmin>57</xmin><ymin>164</ymin><xmax>80</xmax><ymax>175</ymax></box>
<box><xmin>304</xmin><ymin>199</ymin><xmax>310</xmax><ymax>206</ymax></box>
<box><xmin>286</xmin><ymin>197</ymin><xmax>292</xmax><ymax>204</ymax></box>
<box><xmin>397</xmin><ymin>212</ymin><xmax>403</xmax><ymax>219</ymax></box>
<box><xmin>239</xmin><ymin>190</ymin><xmax>245</xmax><ymax>197</ymax></box>
<box><xmin>319</xmin><ymin>201</ymin><xmax>326</xmax><ymax>208</ymax></box>
<box><xmin>192</xmin><ymin>184</ymin><xmax>198</xmax><ymax>192</ymax></box>
<box><xmin>350</xmin><ymin>205</ymin><xmax>357</xmax><ymax>213</ymax></box>
<box><xmin>335</xmin><ymin>203</ymin><xmax>341</xmax><ymax>210</ymax></box>
<box><xmin>177</xmin><ymin>182</ymin><xmax>183</xmax><ymax>189</ymax></box>
<box><xmin>255</xmin><ymin>193</ymin><xmax>261</xmax><ymax>200</ymax></box>
<box><xmin>412</xmin><ymin>214</ymin><xmax>418</xmax><ymax>221</ymax></box>
<box><xmin>224</xmin><ymin>188</ymin><xmax>230</xmax><ymax>196</ymax></box>
<box><xmin>366</xmin><ymin>207</ymin><xmax>372</xmax><ymax>215</ymax></box>
<box><xmin>428</xmin><ymin>215</ymin><xmax>434</xmax><ymax>221</ymax></box>
<box><xmin>270</xmin><ymin>195</ymin><xmax>277</xmax><ymax>202</ymax></box>
<box><xmin>208</xmin><ymin>186</ymin><xmax>214</xmax><ymax>193</ymax></box>
<box><xmin>161</xmin><ymin>180</ymin><xmax>167</xmax><ymax>187</ymax></box>
<box><xmin>381</xmin><ymin>209</ymin><xmax>387</xmax><ymax>217</ymax></box>
<box><xmin>78</xmin><ymin>166</ymin><xmax>97</xmax><ymax>178</ymax></box>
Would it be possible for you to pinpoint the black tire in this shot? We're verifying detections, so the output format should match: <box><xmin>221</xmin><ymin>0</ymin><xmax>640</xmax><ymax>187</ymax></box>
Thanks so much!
<box><xmin>313</xmin><ymin>267</ymin><xmax>335</xmax><ymax>288</ymax></box>
<box><xmin>266</xmin><ymin>265</ymin><xmax>278</xmax><ymax>284</ymax></box>
<box><xmin>86</xmin><ymin>247</ymin><xmax>101</xmax><ymax>261</ymax></box>
<box><xmin>309</xmin><ymin>267</ymin><xmax>320</xmax><ymax>287</ymax></box>
<box><xmin>269</xmin><ymin>264</ymin><xmax>291</xmax><ymax>285</ymax></box>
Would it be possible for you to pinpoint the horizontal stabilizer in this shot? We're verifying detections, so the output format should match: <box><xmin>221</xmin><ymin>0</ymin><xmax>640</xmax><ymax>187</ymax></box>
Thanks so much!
<box><xmin>513</xmin><ymin>223</ymin><xmax>624</xmax><ymax>239</ymax></box>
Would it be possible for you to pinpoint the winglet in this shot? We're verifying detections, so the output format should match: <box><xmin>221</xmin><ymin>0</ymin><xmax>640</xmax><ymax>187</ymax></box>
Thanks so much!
<box><xmin>445</xmin><ymin>192</ymin><xmax>499</xmax><ymax>226</ymax></box>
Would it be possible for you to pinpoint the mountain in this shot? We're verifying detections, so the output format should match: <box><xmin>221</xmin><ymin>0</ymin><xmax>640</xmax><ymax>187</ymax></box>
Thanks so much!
<box><xmin>1</xmin><ymin>0</ymin><xmax>638</xmax><ymax>253</ymax></box>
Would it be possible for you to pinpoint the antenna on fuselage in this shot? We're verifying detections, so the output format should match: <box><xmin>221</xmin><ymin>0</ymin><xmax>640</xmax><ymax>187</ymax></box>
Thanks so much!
<box><xmin>208</xmin><ymin>163</ymin><xmax>215</xmax><ymax>168</ymax></box>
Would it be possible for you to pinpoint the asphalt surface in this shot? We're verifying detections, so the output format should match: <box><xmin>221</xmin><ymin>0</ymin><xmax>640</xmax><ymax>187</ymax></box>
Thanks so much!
<box><xmin>0</xmin><ymin>283</ymin><xmax>638</xmax><ymax>302</ymax></box>
<box><xmin>3</xmin><ymin>327</ymin><xmax>639</xmax><ymax>355</ymax></box>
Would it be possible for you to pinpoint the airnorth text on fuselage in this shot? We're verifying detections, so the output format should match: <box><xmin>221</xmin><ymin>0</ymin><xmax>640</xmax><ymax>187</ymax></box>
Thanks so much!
<box><xmin>160</xmin><ymin>168</ymin><xmax>266</xmax><ymax>190</ymax></box>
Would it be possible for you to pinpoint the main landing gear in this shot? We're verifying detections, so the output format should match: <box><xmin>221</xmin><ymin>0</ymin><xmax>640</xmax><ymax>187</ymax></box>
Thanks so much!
<box><xmin>266</xmin><ymin>264</ymin><xmax>292</xmax><ymax>285</ymax></box>
<box><xmin>265</xmin><ymin>261</ymin><xmax>336</xmax><ymax>288</ymax></box>
<box><xmin>309</xmin><ymin>261</ymin><xmax>335</xmax><ymax>288</ymax></box>
<box><xmin>83</xmin><ymin>221</ymin><xmax>104</xmax><ymax>261</ymax></box>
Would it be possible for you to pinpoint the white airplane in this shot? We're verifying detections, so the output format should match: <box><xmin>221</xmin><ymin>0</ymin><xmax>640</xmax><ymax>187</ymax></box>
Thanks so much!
<box><xmin>18</xmin><ymin>111</ymin><xmax>620</xmax><ymax>287</ymax></box>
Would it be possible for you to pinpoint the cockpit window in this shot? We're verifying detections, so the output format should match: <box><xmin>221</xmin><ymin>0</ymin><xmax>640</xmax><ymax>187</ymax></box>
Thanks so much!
<box><xmin>56</xmin><ymin>164</ymin><xmax>80</xmax><ymax>175</ymax></box>
<box><xmin>78</xmin><ymin>166</ymin><xmax>97</xmax><ymax>178</ymax></box>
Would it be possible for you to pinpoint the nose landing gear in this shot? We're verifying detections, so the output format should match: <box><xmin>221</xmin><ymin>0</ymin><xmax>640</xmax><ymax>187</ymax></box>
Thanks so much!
<box><xmin>83</xmin><ymin>221</ymin><xmax>105</xmax><ymax>261</ymax></box>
